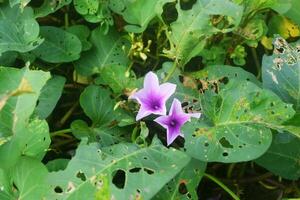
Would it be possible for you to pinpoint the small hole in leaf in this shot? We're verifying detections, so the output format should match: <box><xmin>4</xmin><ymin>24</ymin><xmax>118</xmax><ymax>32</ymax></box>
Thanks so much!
<box><xmin>270</xmin><ymin>102</ymin><xmax>275</xmax><ymax>107</ymax></box>
<box><xmin>76</xmin><ymin>171</ymin><xmax>86</xmax><ymax>181</ymax></box>
<box><xmin>258</xmin><ymin>141</ymin><xmax>262</xmax><ymax>144</ymax></box>
<box><xmin>54</xmin><ymin>186</ymin><xmax>63</xmax><ymax>193</ymax></box>
<box><xmin>178</xmin><ymin>182</ymin><xmax>188</xmax><ymax>194</ymax></box>
<box><xmin>219</xmin><ymin>77</ymin><xmax>229</xmax><ymax>84</ymax></box>
<box><xmin>271</xmin><ymin>111</ymin><xmax>275</xmax><ymax>115</ymax></box>
<box><xmin>219</xmin><ymin>137</ymin><xmax>233</xmax><ymax>148</ymax></box>
<box><xmin>112</xmin><ymin>169</ymin><xmax>126</xmax><ymax>189</ymax></box>
<box><xmin>222</xmin><ymin>152</ymin><xmax>229</xmax><ymax>157</ymax></box>
<box><xmin>129</xmin><ymin>167</ymin><xmax>141</xmax><ymax>173</ymax></box>
<box><xmin>238</xmin><ymin>145</ymin><xmax>242</xmax><ymax>148</ymax></box>
<box><xmin>43</xmin><ymin>137</ymin><xmax>46</xmax><ymax>141</ymax></box>
<box><xmin>204</xmin><ymin>142</ymin><xmax>209</xmax><ymax>147</ymax></box>
<box><xmin>143</xmin><ymin>168</ymin><xmax>154</xmax><ymax>175</ymax></box>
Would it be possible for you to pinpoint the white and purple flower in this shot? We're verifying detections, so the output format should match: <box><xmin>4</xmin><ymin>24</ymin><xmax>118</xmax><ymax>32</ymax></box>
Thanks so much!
<box><xmin>155</xmin><ymin>98</ymin><xmax>201</xmax><ymax>145</ymax></box>
<box><xmin>129</xmin><ymin>71</ymin><xmax>176</xmax><ymax>120</ymax></box>
<box><xmin>130</xmin><ymin>71</ymin><xmax>201</xmax><ymax>145</ymax></box>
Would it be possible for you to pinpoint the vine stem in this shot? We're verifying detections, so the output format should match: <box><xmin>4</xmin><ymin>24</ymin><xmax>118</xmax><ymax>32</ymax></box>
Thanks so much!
<box><xmin>163</xmin><ymin>60</ymin><xmax>178</xmax><ymax>82</ymax></box>
<box><xmin>204</xmin><ymin>173</ymin><xmax>240</xmax><ymax>200</ymax></box>
<box><xmin>51</xmin><ymin>128</ymin><xmax>72</xmax><ymax>137</ymax></box>
<box><xmin>251</xmin><ymin>47</ymin><xmax>261</xmax><ymax>79</ymax></box>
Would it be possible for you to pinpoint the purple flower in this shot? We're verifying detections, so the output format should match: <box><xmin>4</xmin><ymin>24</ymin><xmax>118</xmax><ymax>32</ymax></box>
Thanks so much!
<box><xmin>154</xmin><ymin>98</ymin><xmax>201</xmax><ymax>146</ymax></box>
<box><xmin>129</xmin><ymin>71</ymin><xmax>176</xmax><ymax>120</ymax></box>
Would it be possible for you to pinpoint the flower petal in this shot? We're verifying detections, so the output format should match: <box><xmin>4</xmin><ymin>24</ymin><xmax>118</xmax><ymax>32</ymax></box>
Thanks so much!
<box><xmin>154</xmin><ymin>115</ymin><xmax>170</xmax><ymax>129</ymax></box>
<box><xmin>159</xmin><ymin>82</ymin><xmax>176</xmax><ymax>101</ymax></box>
<box><xmin>143</xmin><ymin>71</ymin><xmax>160</xmax><ymax>92</ymax></box>
<box><xmin>136</xmin><ymin>106</ymin><xmax>152</xmax><ymax>121</ymax></box>
<box><xmin>169</xmin><ymin>98</ymin><xmax>183</xmax><ymax>115</ymax></box>
<box><xmin>166</xmin><ymin>127</ymin><xmax>181</xmax><ymax>146</ymax></box>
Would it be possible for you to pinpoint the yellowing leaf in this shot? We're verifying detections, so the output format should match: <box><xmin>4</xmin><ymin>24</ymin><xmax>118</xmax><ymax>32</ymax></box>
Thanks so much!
<box><xmin>261</xmin><ymin>36</ymin><xmax>273</xmax><ymax>50</ymax></box>
<box><xmin>268</xmin><ymin>15</ymin><xmax>300</xmax><ymax>39</ymax></box>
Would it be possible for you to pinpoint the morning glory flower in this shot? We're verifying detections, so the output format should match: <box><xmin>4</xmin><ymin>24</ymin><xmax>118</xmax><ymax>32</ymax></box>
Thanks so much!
<box><xmin>129</xmin><ymin>71</ymin><xmax>176</xmax><ymax>121</ymax></box>
<box><xmin>154</xmin><ymin>98</ymin><xmax>201</xmax><ymax>146</ymax></box>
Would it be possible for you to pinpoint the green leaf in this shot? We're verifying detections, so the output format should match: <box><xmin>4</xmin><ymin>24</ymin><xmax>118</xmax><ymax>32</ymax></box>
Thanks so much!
<box><xmin>0</xmin><ymin>67</ymin><xmax>50</xmax><ymax>137</ymax></box>
<box><xmin>34</xmin><ymin>0</ymin><xmax>72</xmax><ymax>18</ymax></box>
<box><xmin>35</xmin><ymin>75</ymin><xmax>66</xmax><ymax>119</ymax></box>
<box><xmin>46</xmin><ymin>140</ymin><xmax>190</xmax><ymax>199</ymax></box>
<box><xmin>255</xmin><ymin>133</ymin><xmax>300</xmax><ymax>180</ymax></box>
<box><xmin>283</xmin><ymin>0</ymin><xmax>300</xmax><ymax>26</ymax></box>
<box><xmin>70</xmin><ymin>119</ymin><xmax>129</xmax><ymax>146</ymax></box>
<box><xmin>32</xmin><ymin>26</ymin><xmax>82</xmax><ymax>63</ymax></box>
<box><xmin>0</xmin><ymin>51</ymin><xmax>18</xmax><ymax>66</ymax></box>
<box><xmin>11</xmin><ymin>157</ymin><xmax>48</xmax><ymax>200</ymax></box>
<box><xmin>190</xmin><ymin>65</ymin><xmax>260</xmax><ymax>86</ymax></box>
<box><xmin>74</xmin><ymin>0</ymin><xmax>113</xmax><ymax>25</ymax></box>
<box><xmin>99</xmin><ymin>65</ymin><xmax>136</xmax><ymax>94</ymax></box>
<box><xmin>66</xmin><ymin>25</ymin><xmax>92</xmax><ymax>51</ymax></box>
<box><xmin>158</xmin><ymin>62</ymin><xmax>199</xmax><ymax>103</ymax></box>
<box><xmin>74</xmin><ymin>26</ymin><xmax>130</xmax><ymax>76</ymax></box>
<box><xmin>155</xmin><ymin>159</ymin><xmax>206</xmax><ymax>200</ymax></box>
<box><xmin>165</xmin><ymin>0</ymin><xmax>243</xmax><ymax>66</ymax></box>
<box><xmin>9</xmin><ymin>0</ymin><xmax>30</xmax><ymax>9</ymax></box>
<box><xmin>80</xmin><ymin>85</ymin><xmax>115</xmax><ymax>127</ymax></box>
<box><xmin>262</xmin><ymin>37</ymin><xmax>300</xmax><ymax>112</ymax></box>
<box><xmin>0</xmin><ymin>168</ymin><xmax>13</xmax><ymax>199</ymax></box>
<box><xmin>109</xmin><ymin>0</ymin><xmax>173</xmax><ymax>33</ymax></box>
<box><xmin>0</xmin><ymin>118</ymin><xmax>50</xmax><ymax>169</ymax></box>
<box><xmin>0</xmin><ymin>4</ymin><xmax>43</xmax><ymax>54</ymax></box>
<box><xmin>46</xmin><ymin>159</ymin><xmax>69</xmax><ymax>172</ymax></box>
<box><xmin>183</xmin><ymin>80</ymin><xmax>295</xmax><ymax>163</ymax></box>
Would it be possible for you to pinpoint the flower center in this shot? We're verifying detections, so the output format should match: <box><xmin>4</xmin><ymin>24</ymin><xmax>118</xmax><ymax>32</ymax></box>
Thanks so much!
<box><xmin>170</xmin><ymin>120</ymin><xmax>177</xmax><ymax>127</ymax></box>
<box><xmin>153</xmin><ymin>105</ymin><xmax>159</xmax><ymax>110</ymax></box>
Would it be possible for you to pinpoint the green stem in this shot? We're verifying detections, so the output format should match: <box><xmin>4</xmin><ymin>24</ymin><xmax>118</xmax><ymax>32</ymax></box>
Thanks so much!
<box><xmin>64</xmin><ymin>6</ymin><xmax>69</xmax><ymax>28</ymax></box>
<box><xmin>59</xmin><ymin>101</ymin><xmax>79</xmax><ymax>127</ymax></box>
<box><xmin>204</xmin><ymin>173</ymin><xmax>240</xmax><ymax>200</ymax></box>
<box><xmin>51</xmin><ymin>128</ymin><xmax>72</xmax><ymax>137</ymax></box>
<box><xmin>251</xmin><ymin>47</ymin><xmax>261</xmax><ymax>79</ymax></box>
<box><xmin>163</xmin><ymin>60</ymin><xmax>178</xmax><ymax>82</ymax></box>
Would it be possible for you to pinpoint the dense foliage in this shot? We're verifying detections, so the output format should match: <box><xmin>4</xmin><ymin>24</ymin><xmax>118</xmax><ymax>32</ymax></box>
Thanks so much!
<box><xmin>0</xmin><ymin>0</ymin><xmax>300</xmax><ymax>199</ymax></box>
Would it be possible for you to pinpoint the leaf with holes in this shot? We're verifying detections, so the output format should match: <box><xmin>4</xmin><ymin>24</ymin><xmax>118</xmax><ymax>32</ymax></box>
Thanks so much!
<box><xmin>80</xmin><ymin>85</ymin><xmax>116</xmax><ymax>127</ymax></box>
<box><xmin>0</xmin><ymin>4</ymin><xmax>43</xmax><ymax>54</ymax></box>
<box><xmin>34</xmin><ymin>75</ymin><xmax>66</xmax><ymax>119</ymax></box>
<box><xmin>165</xmin><ymin>0</ymin><xmax>243</xmax><ymax>66</ymax></box>
<box><xmin>32</xmin><ymin>26</ymin><xmax>82</xmax><ymax>63</ymax></box>
<box><xmin>74</xmin><ymin>26</ymin><xmax>130</xmax><ymax>76</ymax></box>
<box><xmin>109</xmin><ymin>0</ymin><xmax>173</xmax><ymax>33</ymax></box>
<box><xmin>46</xmin><ymin>139</ymin><xmax>190</xmax><ymax>199</ymax></box>
<box><xmin>155</xmin><ymin>159</ymin><xmax>206</xmax><ymax>200</ymax></box>
<box><xmin>34</xmin><ymin>0</ymin><xmax>72</xmax><ymax>18</ymax></box>
<box><xmin>255</xmin><ymin>132</ymin><xmax>300</xmax><ymax>180</ymax></box>
<box><xmin>0</xmin><ymin>67</ymin><xmax>50</xmax><ymax>138</ymax></box>
<box><xmin>182</xmin><ymin>79</ymin><xmax>295</xmax><ymax>163</ymax></box>
<box><xmin>262</xmin><ymin>37</ymin><xmax>300</xmax><ymax>112</ymax></box>
<box><xmin>74</xmin><ymin>0</ymin><xmax>113</xmax><ymax>26</ymax></box>
<box><xmin>190</xmin><ymin>65</ymin><xmax>260</xmax><ymax>86</ymax></box>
